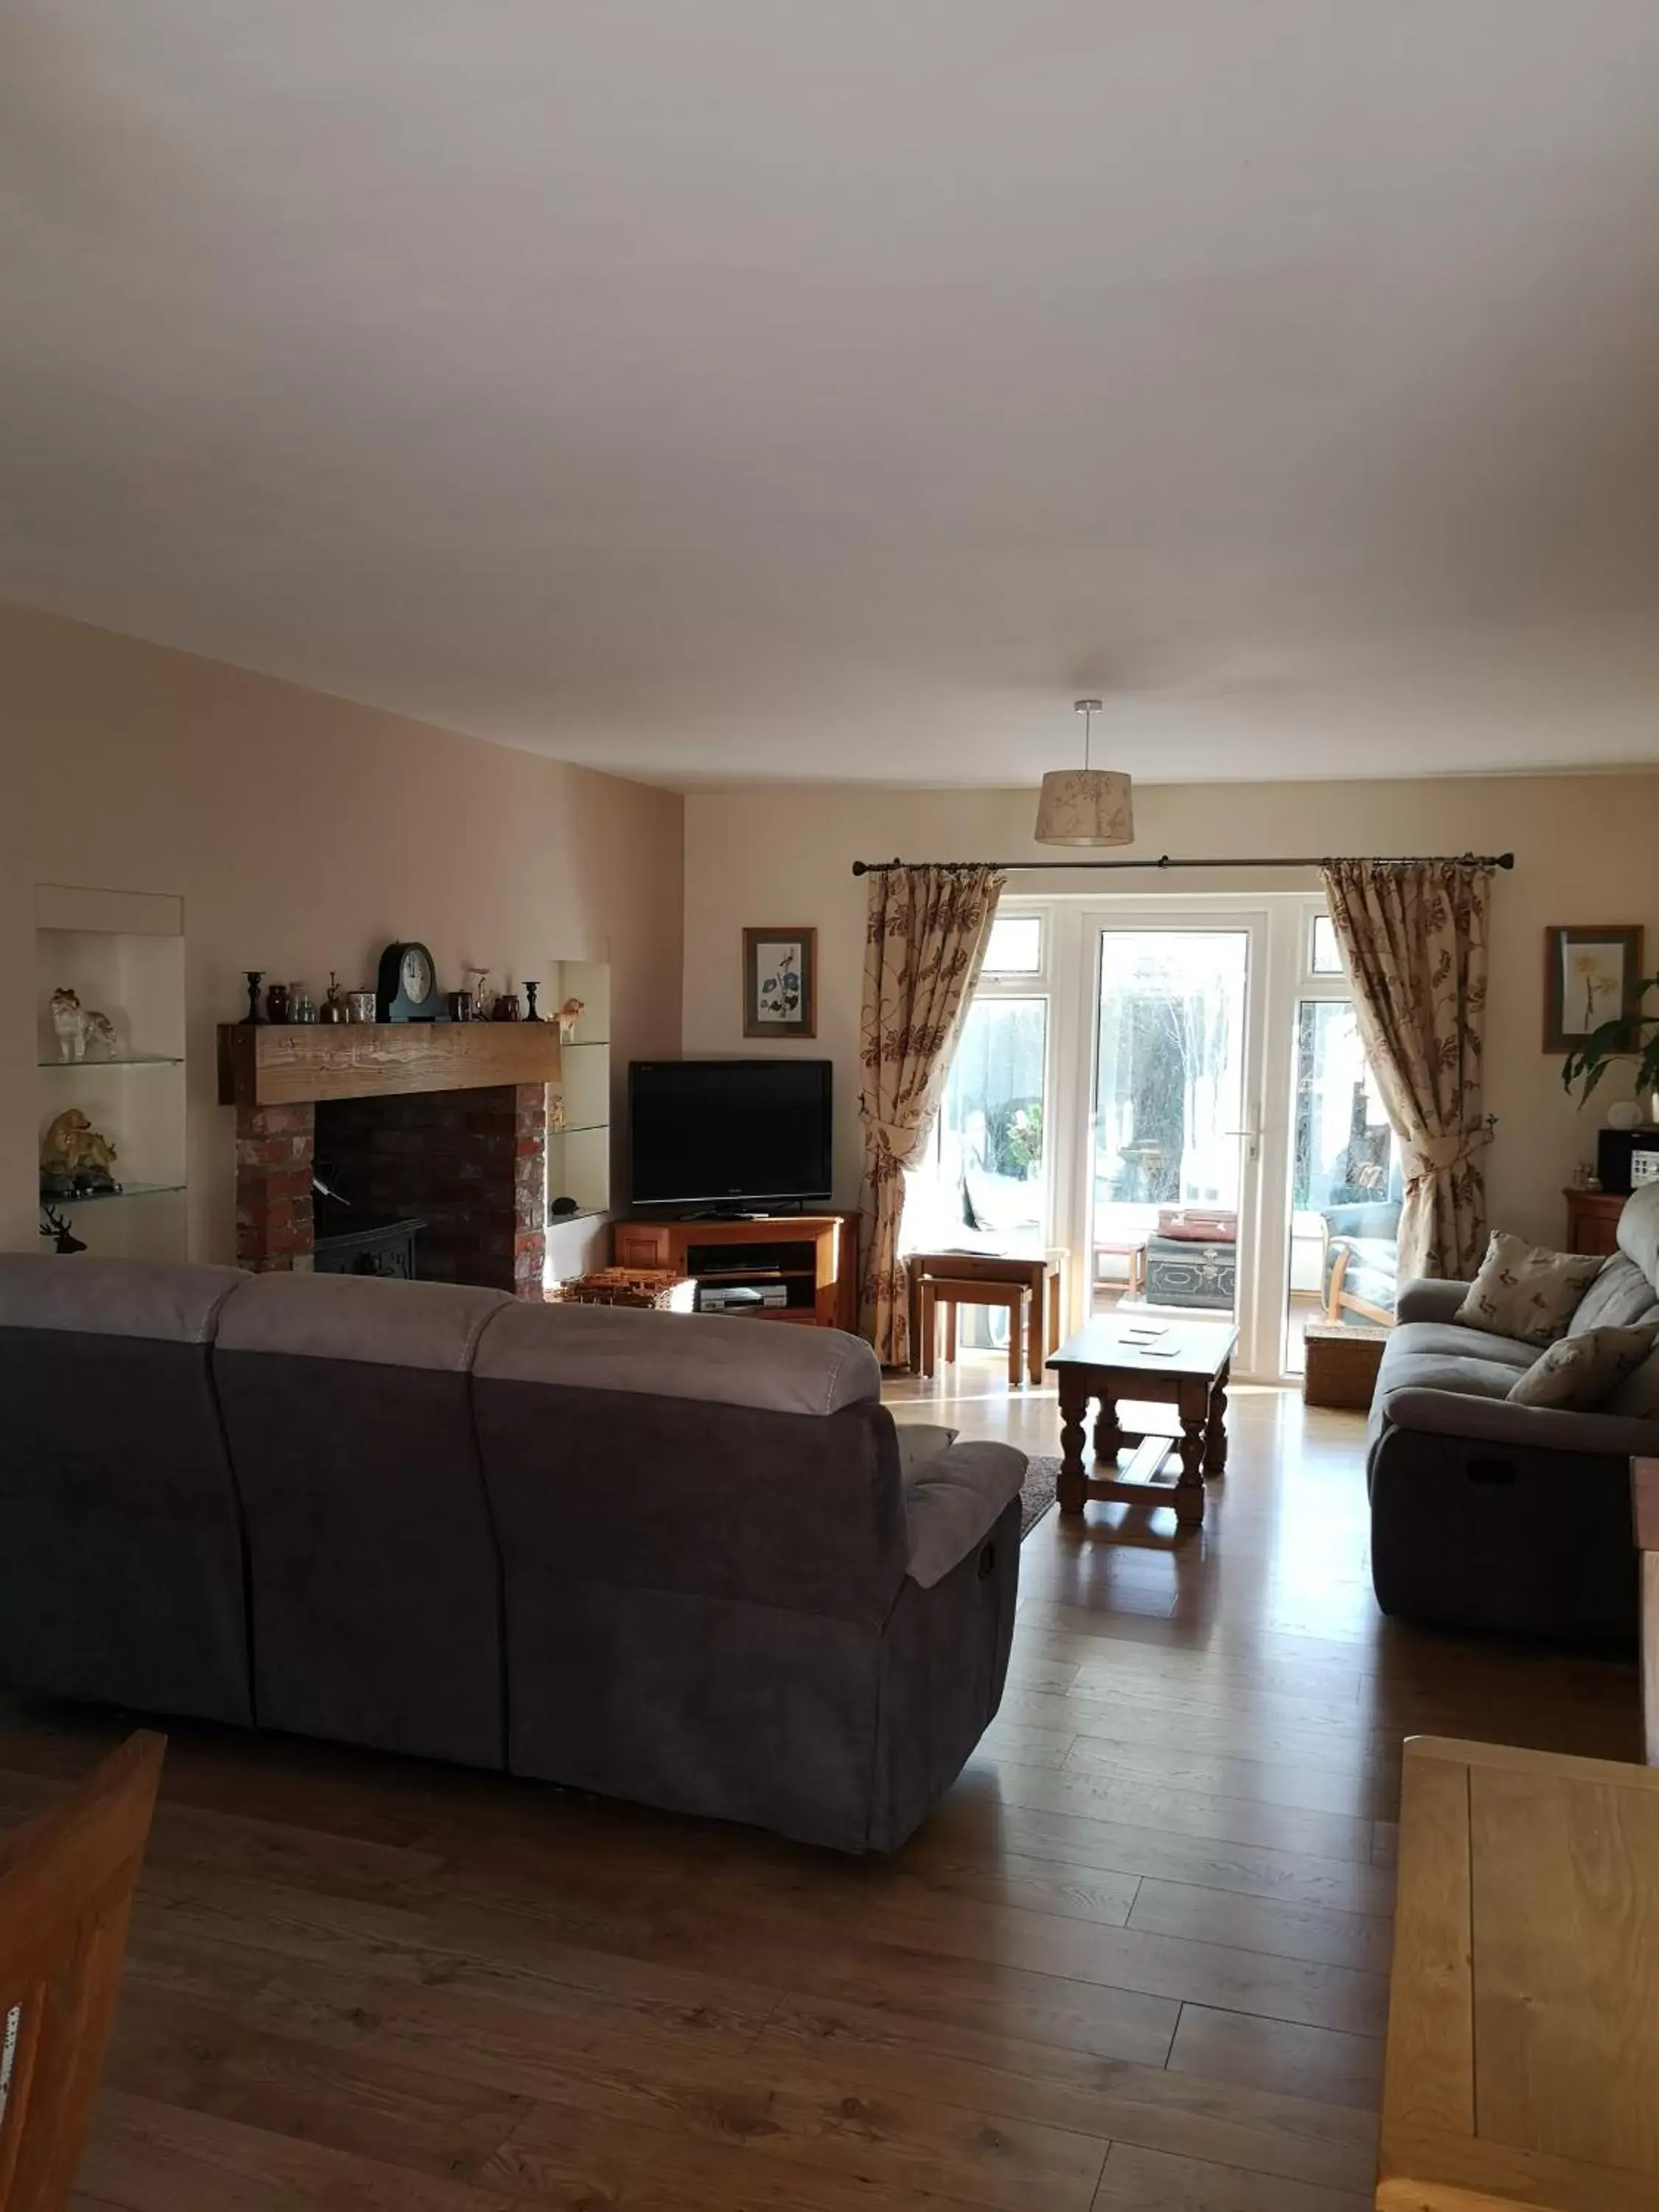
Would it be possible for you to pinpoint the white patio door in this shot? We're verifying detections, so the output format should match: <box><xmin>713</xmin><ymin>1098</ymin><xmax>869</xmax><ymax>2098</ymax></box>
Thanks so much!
<box><xmin>1065</xmin><ymin>905</ymin><xmax>1274</xmax><ymax>1377</ymax></box>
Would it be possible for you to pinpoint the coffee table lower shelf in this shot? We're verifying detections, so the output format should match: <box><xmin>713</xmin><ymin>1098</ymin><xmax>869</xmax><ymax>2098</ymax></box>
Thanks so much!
<box><xmin>1063</xmin><ymin>1427</ymin><xmax>1211</xmax><ymax>1518</ymax></box>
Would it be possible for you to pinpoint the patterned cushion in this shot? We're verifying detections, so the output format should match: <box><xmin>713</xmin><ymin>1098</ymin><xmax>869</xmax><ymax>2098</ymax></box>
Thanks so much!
<box><xmin>1453</xmin><ymin>1232</ymin><xmax>1602</xmax><ymax>1348</ymax></box>
<box><xmin>1508</xmin><ymin>1323</ymin><xmax>1659</xmax><ymax>1410</ymax></box>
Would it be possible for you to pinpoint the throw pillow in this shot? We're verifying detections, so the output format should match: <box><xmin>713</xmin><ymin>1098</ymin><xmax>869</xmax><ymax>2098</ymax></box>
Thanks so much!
<box><xmin>1507</xmin><ymin>1323</ymin><xmax>1659</xmax><ymax>1410</ymax></box>
<box><xmin>894</xmin><ymin>1423</ymin><xmax>959</xmax><ymax>1478</ymax></box>
<box><xmin>1454</xmin><ymin>1232</ymin><xmax>1603</xmax><ymax>1347</ymax></box>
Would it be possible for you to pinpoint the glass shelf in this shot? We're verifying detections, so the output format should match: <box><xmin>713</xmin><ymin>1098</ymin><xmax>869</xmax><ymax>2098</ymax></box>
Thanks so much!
<box><xmin>550</xmin><ymin>1121</ymin><xmax>609</xmax><ymax>1137</ymax></box>
<box><xmin>41</xmin><ymin>1181</ymin><xmax>187</xmax><ymax>1204</ymax></box>
<box><xmin>559</xmin><ymin>1037</ymin><xmax>611</xmax><ymax>1049</ymax></box>
<box><xmin>38</xmin><ymin>1054</ymin><xmax>183</xmax><ymax>1070</ymax></box>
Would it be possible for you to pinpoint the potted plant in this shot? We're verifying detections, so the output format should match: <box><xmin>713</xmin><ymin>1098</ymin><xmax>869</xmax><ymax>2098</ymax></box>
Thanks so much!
<box><xmin>1562</xmin><ymin>973</ymin><xmax>1659</xmax><ymax>1113</ymax></box>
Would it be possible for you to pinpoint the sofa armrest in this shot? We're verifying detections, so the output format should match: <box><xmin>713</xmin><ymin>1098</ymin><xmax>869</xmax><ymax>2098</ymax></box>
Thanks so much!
<box><xmin>1379</xmin><ymin>1384</ymin><xmax>1659</xmax><ymax>1461</ymax></box>
<box><xmin>1394</xmin><ymin>1278</ymin><xmax>1472</xmax><ymax>1325</ymax></box>
<box><xmin>903</xmin><ymin>1441</ymin><xmax>1026</xmax><ymax>1588</ymax></box>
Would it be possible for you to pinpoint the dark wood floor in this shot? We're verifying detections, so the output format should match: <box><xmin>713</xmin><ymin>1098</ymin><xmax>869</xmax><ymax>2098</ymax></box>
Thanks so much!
<box><xmin>4</xmin><ymin>1363</ymin><xmax>1641</xmax><ymax>2210</ymax></box>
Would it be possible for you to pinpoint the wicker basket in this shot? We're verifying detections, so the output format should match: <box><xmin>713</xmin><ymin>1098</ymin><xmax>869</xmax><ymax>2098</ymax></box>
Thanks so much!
<box><xmin>1302</xmin><ymin>1320</ymin><xmax>1390</xmax><ymax>1411</ymax></box>
<box><xmin>557</xmin><ymin>1267</ymin><xmax>698</xmax><ymax>1313</ymax></box>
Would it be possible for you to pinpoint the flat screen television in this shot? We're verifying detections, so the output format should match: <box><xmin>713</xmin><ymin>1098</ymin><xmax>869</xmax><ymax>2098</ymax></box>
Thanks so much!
<box><xmin>629</xmin><ymin>1059</ymin><xmax>833</xmax><ymax>1213</ymax></box>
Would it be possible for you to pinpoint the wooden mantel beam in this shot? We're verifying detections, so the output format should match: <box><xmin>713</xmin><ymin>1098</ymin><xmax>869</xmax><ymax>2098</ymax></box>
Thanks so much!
<box><xmin>217</xmin><ymin>1021</ymin><xmax>562</xmax><ymax>1107</ymax></box>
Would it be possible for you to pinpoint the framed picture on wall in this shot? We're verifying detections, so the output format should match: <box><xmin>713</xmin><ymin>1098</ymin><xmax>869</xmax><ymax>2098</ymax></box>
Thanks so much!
<box><xmin>742</xmin><ymin>928</ymin><xmax>817</xmax><ymax>1039</ymax></box>
<box><xmin>1543</xmin><ymin>924</ymin><xmax>1644</xmax><ymax>1052</ymax></box>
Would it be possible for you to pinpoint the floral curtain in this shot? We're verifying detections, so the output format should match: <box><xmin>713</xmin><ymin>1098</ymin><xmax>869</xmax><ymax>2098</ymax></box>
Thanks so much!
<box><xmin>1321</xmin><ymin>858</ymin><xmax>1494</xmax><ymax>1282</ymax></box>
<box><xmin>858</xmin><ymin>864</ymin><xmax>1004</xmax><ymax>1363</ymax></box>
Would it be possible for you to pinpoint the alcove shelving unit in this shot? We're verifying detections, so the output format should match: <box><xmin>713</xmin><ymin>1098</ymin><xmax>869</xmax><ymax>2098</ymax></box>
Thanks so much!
<box><xmin>546</xmin><ymin>960</ymin><xmax>611</xmax><ymax>1217</ymax></box>
<box><xmin>35</xmin><ymin>884</ymin><xmax>188</xmax><ymax>1262</ymax></box>
<box><xmin>543</xmin><ymin>959</ymin><xmax>611</xmax><ymax>1287</ymax></box>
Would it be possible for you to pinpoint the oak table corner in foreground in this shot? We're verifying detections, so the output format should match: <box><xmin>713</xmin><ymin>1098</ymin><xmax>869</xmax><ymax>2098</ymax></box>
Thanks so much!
<box><xmin>1378</xmin><ymin>1732</ymin><xmax>1659</xmax><ymax>2211</ymax></box>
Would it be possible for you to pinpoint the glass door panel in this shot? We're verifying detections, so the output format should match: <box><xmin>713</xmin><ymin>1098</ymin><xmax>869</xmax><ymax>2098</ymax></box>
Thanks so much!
<box><xmin>1288</xmin><ymin>998</ymin><xmax>1400</xmax><ymax>1371</ymax></box>
<box><xmin>1089</xmin><ymin>930</ymin><xmax>1251</xmax><ymax>1323</ymax></box>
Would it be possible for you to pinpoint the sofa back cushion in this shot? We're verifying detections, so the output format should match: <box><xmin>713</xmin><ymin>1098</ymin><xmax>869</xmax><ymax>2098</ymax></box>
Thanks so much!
<box><xmin>0</xmin><ymin>1255</ymin><xmax>254</xmax><ymax>1724</ymax></box>
<box><xmin>1567</xmin><ymin>1253</ymin><xmax>1659</xmax><ymax>1337</ymax></box>
<box><xmin>1618</xmin><ymin>1180</ymin><xmax>1659</xmax><ymax>1287</ymax></box>
<box><xmin>1454</xmin><ymin>1232</ymin><xmax>1602</xmax><ymax>1346</ymax></box>
<box><xmin>0</xmin><ymin>1253</ymin><xmax>245</xmax><ymax>1344</ymax></box>
<box><xmin>214</xmin><ymin>1271</ymin><xmax>512</xmax><ymax>1765</ymax></box>
<box><xmin>478</xmin><ymin>1298</ymin><xmax>882</xmax><ymax>1415</ymax></box>
<box><xmin>472</xmin><ymin>1302</ymin><xmax>904</xmax><ymax>1620</ymax></box>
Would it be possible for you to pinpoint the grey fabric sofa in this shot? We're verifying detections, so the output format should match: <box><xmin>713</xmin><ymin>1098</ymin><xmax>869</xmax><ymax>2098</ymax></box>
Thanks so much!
<box><xmin>0</xmin><ymin>1257</ymin><xmax>1026</xmax><ymax>1852</ymax></box>
<box><xmin>1367</xmin><ymin>1184</ymin><xmax>1659</xmax><ymax>1641</ymax></box>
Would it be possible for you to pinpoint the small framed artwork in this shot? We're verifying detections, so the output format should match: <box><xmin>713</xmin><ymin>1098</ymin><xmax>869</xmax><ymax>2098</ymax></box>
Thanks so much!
<box><xmin>742</xmin><ymin>927</ymin><xmax>817</xmax><ymax>1039</ymax></box>
<box><xmin>1543</xmin><ymin>924</ymin><xmax>1644</xmax><ymax>1052</ymax></box>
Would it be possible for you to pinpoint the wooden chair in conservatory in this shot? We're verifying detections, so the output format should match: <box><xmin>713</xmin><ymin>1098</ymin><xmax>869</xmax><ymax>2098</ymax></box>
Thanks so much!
<box><xmin>0</xmin><ymin>1731</ymin><xmax>164</xmax><ymax>2209</ymax></box>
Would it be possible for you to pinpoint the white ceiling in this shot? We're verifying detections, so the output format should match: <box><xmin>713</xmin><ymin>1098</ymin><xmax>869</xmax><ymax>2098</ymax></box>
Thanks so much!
<box><xmin>5</xmin><ymin>1</ymin><xmax>1659</xmax><ymax>788</ymax></box>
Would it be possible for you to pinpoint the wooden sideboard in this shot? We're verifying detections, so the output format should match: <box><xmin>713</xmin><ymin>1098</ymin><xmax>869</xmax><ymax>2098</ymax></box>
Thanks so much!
<box><xmin>1564</xmin><ymin>1184</ymin><xmax>1626</xmax><ymax>1256</ymax></box>
<box><xmin>1380</xmin><ymin>1733</ymin><xmax>1659</xmax><ymax>2209</ymax></box>
<box><xmin>613</xmin><ymin>1213</ymin><xmax>858</xmax><ymax>1332</ymax></box>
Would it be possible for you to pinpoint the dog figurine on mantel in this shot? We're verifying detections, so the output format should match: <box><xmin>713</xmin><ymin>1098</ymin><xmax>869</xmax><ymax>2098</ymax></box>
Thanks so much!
<box><xmin>49</xmin><ymin>988</ymin><xmax>117</xmax><ymax>1062</ymax></box>
<box><xmin>557</xmin><ymin>997</ymin><xmax>584</xmax><ymax>1043</ymax></box>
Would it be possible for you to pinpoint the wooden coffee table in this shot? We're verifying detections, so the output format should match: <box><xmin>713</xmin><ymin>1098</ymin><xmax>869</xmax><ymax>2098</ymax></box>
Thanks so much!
<box><xmin>1046</xmin><ymin>1315</ymin><xmax>1237</xmax><ymax>1528</ymax></box>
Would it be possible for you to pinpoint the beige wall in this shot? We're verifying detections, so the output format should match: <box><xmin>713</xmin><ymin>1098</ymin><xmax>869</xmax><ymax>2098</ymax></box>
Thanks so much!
<box><xmin>7</xmin><ymin>597</ymin><xmax>1655</xmax><ymax>1270</ymax></box>
<box><xmin>1</xmin><ymin>602</ymin><xmax>684</xmax><ymax>1257</ymax></box>
<box><xmin>684</xmin><ymin>774</ymin><xmax>1659</xmax><ymax>1250</ymax></box>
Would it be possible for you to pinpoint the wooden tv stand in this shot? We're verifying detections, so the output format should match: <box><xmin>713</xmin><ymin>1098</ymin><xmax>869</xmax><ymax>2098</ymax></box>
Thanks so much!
<box><xmin>613</xmin><ymin>1213</ymin><xmax>858</xmax><ymax>1332</ymax></box>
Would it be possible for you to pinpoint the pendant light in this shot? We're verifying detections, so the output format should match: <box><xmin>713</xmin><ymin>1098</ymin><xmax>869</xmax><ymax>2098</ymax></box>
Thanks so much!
<box><xmin>1034</xmin><ymin>698</ymin><xmax>1134</xmax><ymax>846</ymax></box>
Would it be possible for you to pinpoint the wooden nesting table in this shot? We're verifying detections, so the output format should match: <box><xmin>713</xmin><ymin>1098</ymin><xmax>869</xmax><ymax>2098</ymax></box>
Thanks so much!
<box><xmin>1046</xmin><ymin>1315</ymin><xmax>1235</xmax><ymax>1528</ymax></box>
<box><xmin>1379</xmin><ymin>1735</ymin><xmax>1659</xmax><ymax>2210</ymax></box>
<box><xmin>908</xmin><ymin>1250</ymin><xmax>1065</xmax><ymax>1386</ymax></box>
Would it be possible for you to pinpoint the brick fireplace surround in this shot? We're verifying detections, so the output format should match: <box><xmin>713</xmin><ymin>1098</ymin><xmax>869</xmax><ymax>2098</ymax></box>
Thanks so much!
<box><xmin>235</xmin><ymin>1082</ymin><xmax>546</xmax><ymax>1296</ymax></box>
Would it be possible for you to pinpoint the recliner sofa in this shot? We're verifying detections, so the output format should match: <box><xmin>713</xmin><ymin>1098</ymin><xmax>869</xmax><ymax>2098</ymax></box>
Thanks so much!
<box><xmin>0</xmin><ymin>1256</ymin><xmax>1026</xmax><ymax>1851</ymax></box>
<box><xmin>1367</xmin><ymin>1183</ymin><xmax>1659</xmax><ymax>1641</ymax></box>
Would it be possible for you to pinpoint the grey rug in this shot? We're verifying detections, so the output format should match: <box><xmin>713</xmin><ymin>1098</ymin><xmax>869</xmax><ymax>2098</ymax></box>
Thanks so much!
<box><xmin>1019</xmin><ymin>1455</ymin><xmax>1060</xmax><ymax>1540</ymax></box>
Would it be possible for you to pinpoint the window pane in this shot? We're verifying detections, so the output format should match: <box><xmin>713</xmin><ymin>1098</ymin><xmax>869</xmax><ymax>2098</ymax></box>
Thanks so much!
<box><xmin>1091</xmin><ymin>931</ymin><xmax>1247</xmax><ymax>1317</ymax></box>
<box><xmin>905</xmin><ymin>995</ymin><xmax>1046</xmax><ymax>1254</ymax></box>
<box><xmin>1287</xmin><ymin>998</ymin><xmax>1399</xmax><ymax>1373</ymax></box>
<box><xmin>1310</xmin><ymin>914</ymin><xmax>1344</xmax><ymax>975</ymax></box>
<box><xmin>982</xmin><ymin>915</ymin><xmax>1043</xmax><ymax>975</ymax></box>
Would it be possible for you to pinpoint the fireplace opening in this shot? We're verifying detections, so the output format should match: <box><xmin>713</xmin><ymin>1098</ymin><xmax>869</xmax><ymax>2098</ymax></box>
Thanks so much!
<box><xmin>234</xmin><ymin>1082</ymin><xmax>546</xmax><ymax>1297</ymax></box>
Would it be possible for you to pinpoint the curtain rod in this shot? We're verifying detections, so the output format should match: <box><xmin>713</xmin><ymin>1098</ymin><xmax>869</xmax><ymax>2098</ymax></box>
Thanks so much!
<box><xmin>849</xmin><ymin>851</ymin><xmax>1514</xmax><ymax>877</ymax></box>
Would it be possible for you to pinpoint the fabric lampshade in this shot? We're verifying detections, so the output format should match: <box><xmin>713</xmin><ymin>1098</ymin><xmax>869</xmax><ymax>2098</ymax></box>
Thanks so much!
<box><xmin>1034</xmin><ymin>768</ymin><xmax>1134</xmax><ymax>846</ymax></box>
